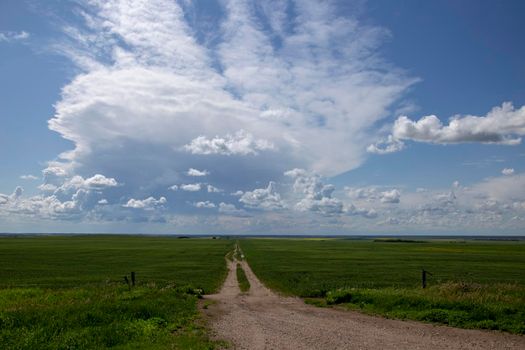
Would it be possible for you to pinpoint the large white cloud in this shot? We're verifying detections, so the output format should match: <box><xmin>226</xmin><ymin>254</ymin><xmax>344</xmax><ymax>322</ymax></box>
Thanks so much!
<box><xmin>370</xmin><ymin>102</ymin><xmax>525</xmax><ymax>152</ymax></box>
<box><xmin>45</xmin><ymin>0</ymin><xmax>413</xmax><ymax>197</ymax></box>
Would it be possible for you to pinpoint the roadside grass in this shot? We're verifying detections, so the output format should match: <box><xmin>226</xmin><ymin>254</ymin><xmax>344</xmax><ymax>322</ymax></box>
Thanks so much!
<box><xmin>324</xmin><ymin>283</ymin><xmax>524</xmax><ymax>334</ymax></box>
<box><xmin>241</xmin><ymin>238</ymin><xmax>525</xmax><ymax>334</ymax></box>
<box><xmin>236</xmin><ymin>264</ymin><xmax>250</xmax><ymax>292</ymax></box>
<box><xmin>0</xmin><ymin>236</ymin><xmax>233</xmax><ymax>349</ymax></box>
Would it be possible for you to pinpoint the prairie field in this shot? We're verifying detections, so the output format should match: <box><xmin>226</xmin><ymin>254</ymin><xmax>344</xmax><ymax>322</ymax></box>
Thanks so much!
<box><xmin>1</xmin><ymin>235</ymin><xmax>524</xmax><ymax>350</ymax></box>
<box><xmin>241</xmin><ymin>238</ymin><xmax>525</xmax><ymax>334</ymax></box>
<box><xmin>0</xmin><ymin>236</ymin><xmax>233</xmax><ymax>349</ymax></box>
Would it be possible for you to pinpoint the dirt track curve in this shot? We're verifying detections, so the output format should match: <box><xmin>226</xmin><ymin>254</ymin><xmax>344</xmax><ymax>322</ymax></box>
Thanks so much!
<box><xmin>202</xmin><ymin>255</ymin><xmax>525</xmax><ymax>350</ymax></box>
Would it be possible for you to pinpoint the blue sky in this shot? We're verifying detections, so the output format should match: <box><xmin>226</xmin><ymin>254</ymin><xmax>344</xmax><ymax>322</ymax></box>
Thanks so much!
<box><xmin>1</xmin><ymin>0</ymin><xmax>524</xmax><ymax>235</ymax></box>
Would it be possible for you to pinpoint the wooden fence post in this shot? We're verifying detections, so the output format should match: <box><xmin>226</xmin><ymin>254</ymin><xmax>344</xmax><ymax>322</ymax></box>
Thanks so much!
<box><xmin>422</xmin><ymin>269</ymin><xmax>433</xmax><ymax>289</ymax></box>
<box><xmin>131</xmin><ymin>271</ymin><xmax>136</xmax><ymax>286</ymax></box>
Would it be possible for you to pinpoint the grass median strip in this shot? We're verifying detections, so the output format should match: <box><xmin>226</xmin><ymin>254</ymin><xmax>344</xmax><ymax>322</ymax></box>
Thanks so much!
<box><xmin>236</xmin><ymin>264</ymin><xmax>250</xmax><ymax>292</ymax></box>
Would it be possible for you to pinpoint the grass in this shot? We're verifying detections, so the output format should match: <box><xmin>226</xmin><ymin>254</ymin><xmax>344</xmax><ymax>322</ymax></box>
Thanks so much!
<box><xmin>241</xmin><ymin>238</ymin><xmax>525</xmax><ymax>334</ymax></box>
<box><xmin>236</xmin><ymin>264</ymin><xmax>250</xmax><ymax>292</ymax></box>
<box><xmin>0</xmin><ymin>236</ymin><xmax>233</xmax><ymax>349</ymax></box>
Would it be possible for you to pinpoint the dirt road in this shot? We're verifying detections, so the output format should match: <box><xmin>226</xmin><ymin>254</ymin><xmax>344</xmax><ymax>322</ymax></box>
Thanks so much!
<box><xmin>203</xmin><ymin>257</ymin><xmax>525</xmax><ymax>349</ymax></box>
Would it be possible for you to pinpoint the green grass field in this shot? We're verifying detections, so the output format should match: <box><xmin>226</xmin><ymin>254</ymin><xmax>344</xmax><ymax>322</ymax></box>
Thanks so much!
<box><xmin>241</xmin><ymin>238</ymin><xmax>525</xmax><ymax>334</ymax></box>
<box><xmin>0</xmin><ymin>236</ymin><xmax>233</xmax><ymax>349</ymax></box>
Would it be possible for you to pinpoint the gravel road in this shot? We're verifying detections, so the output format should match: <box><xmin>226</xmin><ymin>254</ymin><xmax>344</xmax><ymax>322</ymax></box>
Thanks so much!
<box><xmin>202</xmin><ymin>257</ymin><xmax>524</xmax><ymax>350</ymax></box>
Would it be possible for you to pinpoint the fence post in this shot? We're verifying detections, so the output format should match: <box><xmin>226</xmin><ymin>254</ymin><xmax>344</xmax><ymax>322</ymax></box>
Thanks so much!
<box><xmin>422</xmin><ymin>269</ymin><xmax>433</xmax><ymax>289</ymax></box>
<box><xmin>131</xmin><ymin>271</ymin><xmax>136</xmax><ymax>286</ymax></box>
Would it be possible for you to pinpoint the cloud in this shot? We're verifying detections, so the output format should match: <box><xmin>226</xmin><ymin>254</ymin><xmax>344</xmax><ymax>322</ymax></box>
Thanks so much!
<box><xmin>346</xmin><ymin>204</ymin><xmax>378</xmax><ymax>218</ymax></box>
<box><xmin>380</xmin><ymin>189</ymin><xmax>401</xmax><ymax>204</ymax></box>
<box><xmin>239</xmin><ymin>182</ymin><xmax>285</xmax><ymax>210</ymax></box>
<box><xmin>45</xmin><ymin>0</ymin><xmax>414</xmax><ymax>199</ymax></box>
<box><xmin>82</xmin><ymin>174</ymin><xmax>119</xmax><ymax>189</ymax></box>
<box><xmin>218</xmin><ymin>202</ymin><xmax>249</xmax><ymax>216</ymax></box>
<box><xmin>183</xmin><ymin>130</ymin><xmax>275</xmax><ymax>156</ymax></box>
<box><xmin>180</xmin><ymin>183</ymin><xmax>202</xmax><ymax>192</ymax></box>
<box><xmin>207</xmin><ymin>185</ymin><xmax>222</xmax><ymax>193</ymax></box>
<box><xmin>285</xmin><ymin>168</ymin><xmax>344</xmax><ymax>216</ymax></box>
<box><xmin>3</xmin><ymin>0</ymin><xmax>424</xmax><ymax>230</ymax></box>
<box><xmin>187</xmin><ymin>168</ymin><xmax>209</xmax><ymax>176</ymax></box>
<box><xmin>346</xmin><ymin>187</ymin><xmax>380</xmax><ymax>201</ymax></box>
<box><xmin>20</xmin><ymin>175</ymin><xmax>39</xmax><ymax>180</ymax></box>
<box><xmin>193</xmin><ymin>201</ymin><xmax>216</xmax><ymax>209</ymax></box>
<box><xmin>0</xmin><ymin>187</ymin><xmax>24</xmax><ymax>205</ymax></box>
<box><xmin>502</xmin><ymin>168</ymin><xmax>515</xmax><ymax>176</ymax></box>
<box><xmin>12</xmin><ymin>186</ymin><xmax>23</xmax><ymax>200</ymax></box>
<box><xmin>392</xmin><ymin>102</ymin><xmax>525</xmax><ymax>146</ymax></box>
<box><xmin>0</xmin><ymin>31</ymin><xmax>29</xmax><ymax>43</ymax></box>
<box><xmin>367</xmin><ymin>135</ymin><xmax>405</xmax><ymax>154</ymax></box>
<box><xmin>345</xmin><ymin>186</ymin><xmax>401</xmax><ymax>204</ymax></box>
<box><xmin>469</xmin><ymin>173</ymin><xmax>525</xmax><ymax>202</ymax></box>
<box><xmin>123</xmin><ymin>196</ymin><xmax>167</xmax><ymax>210</ymax></box>
<box><xmin>38</xmin><ymin>184</ymin><xmax>58</xmax><ymax>192</ymax></box>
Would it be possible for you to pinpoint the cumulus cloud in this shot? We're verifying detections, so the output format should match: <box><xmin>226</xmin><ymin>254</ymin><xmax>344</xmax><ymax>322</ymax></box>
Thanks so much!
<box><xmin>0</xmin><ymin>187</ymin><xmax>24</xmax><ymax>206</ymax></box>
<box><xmin>0</xmin><ymin>31</ymin><xmax>29</xmax><ymax>43</ymax></box>
<box><xmin>218</xmin><ymin>202</ymin><xmax>249</xmax><ymax>216</ymax></box>
<box><xmin>367</xmin><ymin>135</ymin><xmax>405</xmax><ymax>154</ymax></box>
<box><xmin>502</xmin><ymin>168</ymin><xmax>515</xmax><ymax>176</ymax></box>
<box><xmin>123</xmin><ymin>196</ymin><xmax>167</xmax><ymax>210</ymax></box>
<box><xmin>83</xmin><ymin>174</ymin><xmax>119</xmax><ymax>188</ymax></box>
<box><xmin>346</xmin><ymin>204</ymin><xmax>378</xmax><ymax>218</ymax></box>
<box><xmin>20</xmin><ymin>175</ymin><xmax>39</xmax><ymax>180</ymax></box>
<box><xmin>285</xmin><ymin>169</ymin><xmax>344</xmax><ymax>216</ymax></box>
<box><xmin>187</xmin><ymin>168</ymin><xmax>209</xmax><ymax>176</ymax></box>
<box><xmin>380</xmin><ymin>189</ymin><xmax>401</xmax><ymax>204</ymax></box>
<box><xmin>345</xmin><ymin>186</ymin><xmax>401</xmax><ymax>205</ymax></box>
<box><xmin>193</xmin><ymin>201</ymin><xmax>216</xmax><ymax>209</ymax></box>
<box><xmin>180</xmin><ymin>183</ymin><xmax>202</xmax><ymax>192</ymax></box>
<box><xmin>207</xmin><ymin>185</ymin><xmax>222</xmax><ymax>193</ymax></box>
<box><xmin>239</xmin><ymin>182</ymin><xmax>285</xmax><ymax>210</ymax></box>
<box><xmin>184</xmin><ymin>130</ymin><xmax>275</xmax><ymax>156</ymax></box>
<box><xmin>392</xmin><ymin>102</ymin><xmax>525</xmax><ymax>146</ymax></box>
<box><xmin>345</xmin><ymin>187</ymin><xmax>379</xmax><ymax>200</ymax></box>
<box><xmin>12</xmin><ymin>186</ymin><xmax>23</xmax><ymax>200</ymax></box>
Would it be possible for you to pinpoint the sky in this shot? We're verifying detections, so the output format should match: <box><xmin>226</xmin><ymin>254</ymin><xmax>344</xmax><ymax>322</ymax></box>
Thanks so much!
<box><xmin>1</xmin><ymin>0</ymin><xmax>524</xmax><ymax>235</ymax></box>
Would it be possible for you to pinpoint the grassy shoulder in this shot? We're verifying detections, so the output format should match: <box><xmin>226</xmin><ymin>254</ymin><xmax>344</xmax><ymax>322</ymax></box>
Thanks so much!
<box><xmin>241</xmin><ymin>238</ymin><xmax>525</xmax><ymax>334</ymax></box>
<box><xmin>0</xmin><ymin>285</ymin><xmax>217</xmax><ymax>349</ymax></box>
<box><xmin>0</xmin><ymin>236</ymin><xmax>233</xmax><ymax>349</ymax></box>
<box><xmin>236</xmin><ymin>264</ymin><xmax>250</xmax><ymax>292</ymax></box>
